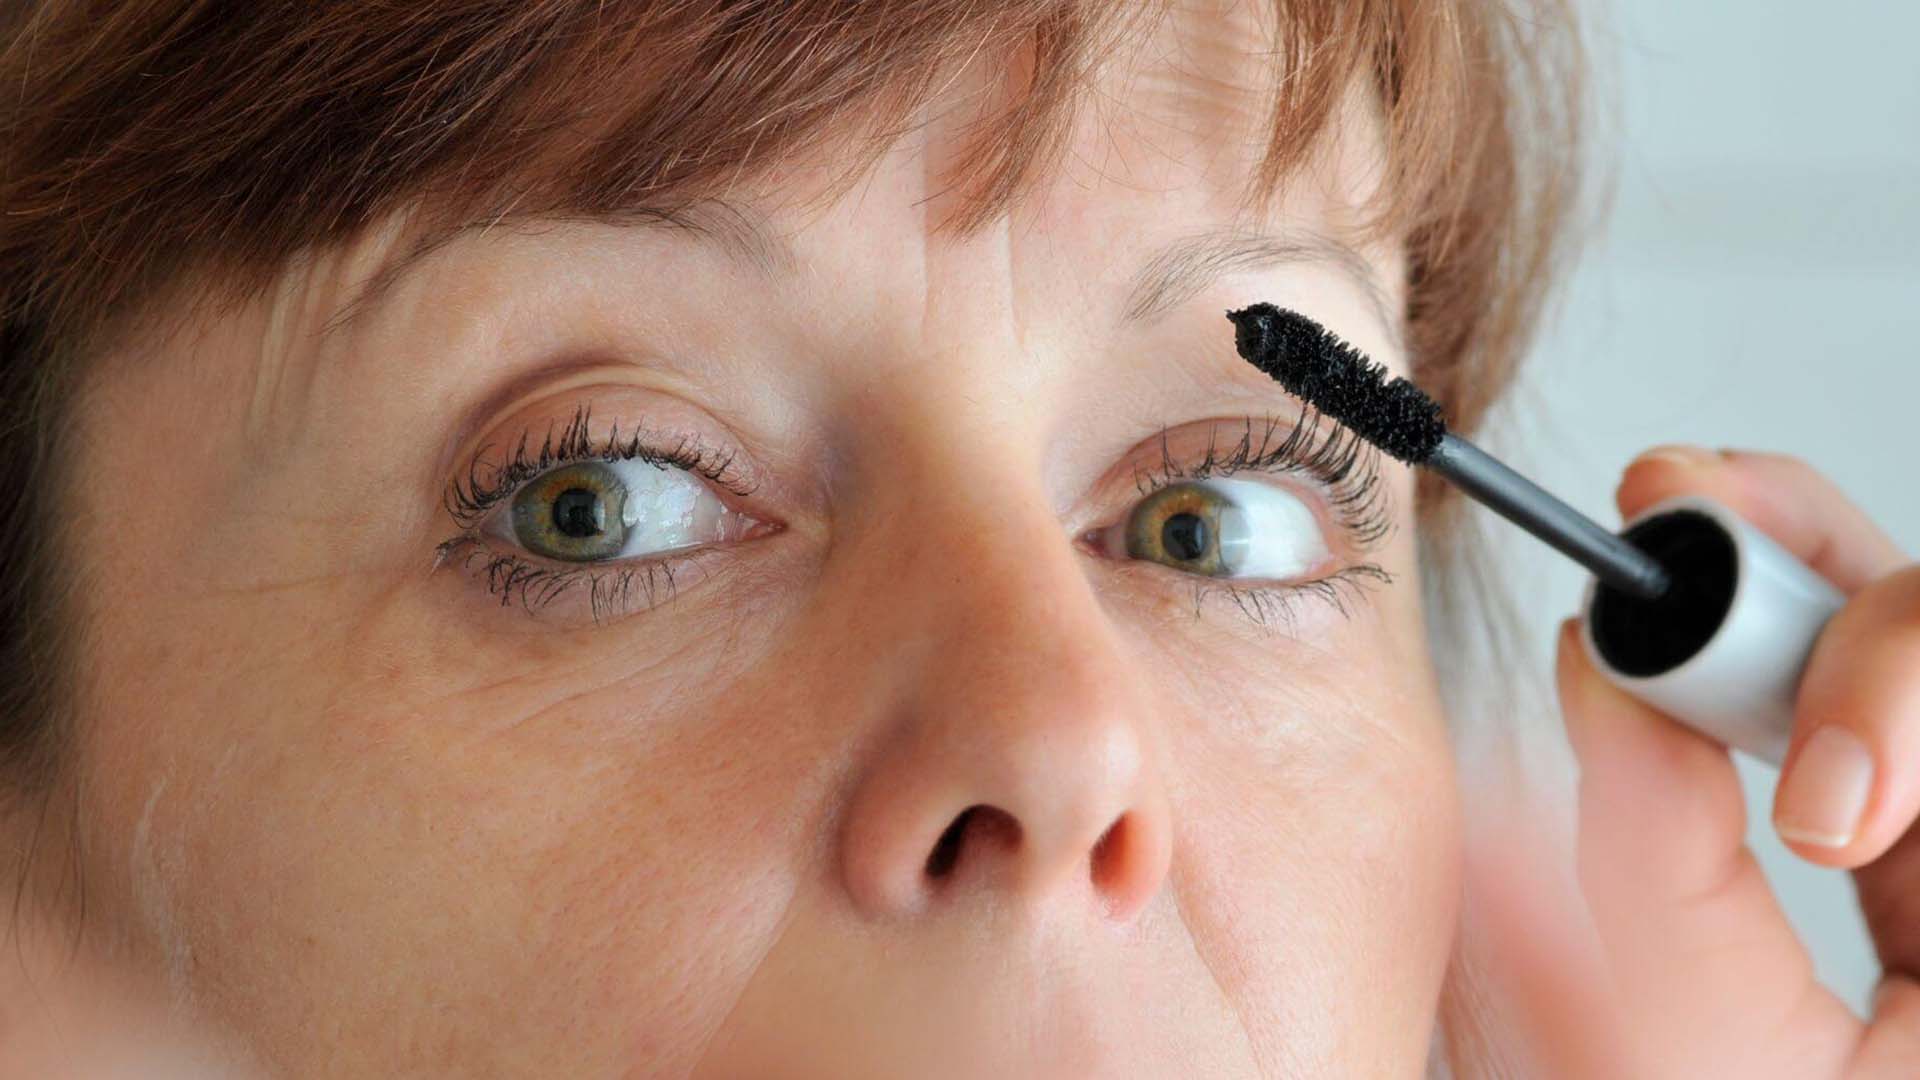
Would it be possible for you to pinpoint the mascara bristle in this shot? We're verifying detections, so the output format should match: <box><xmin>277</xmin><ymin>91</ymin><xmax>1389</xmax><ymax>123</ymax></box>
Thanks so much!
<box><xmin>1226</xmin><ymin>303</ymin><xmax>1446</xmax><ymax>464</ymax></box>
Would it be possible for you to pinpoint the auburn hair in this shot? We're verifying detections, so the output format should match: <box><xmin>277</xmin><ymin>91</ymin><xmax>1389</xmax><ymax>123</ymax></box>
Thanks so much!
<box><xmin>0</xmin><ymin>0</ymin><xmax>1583</xmax><ymax>845</ymax></box>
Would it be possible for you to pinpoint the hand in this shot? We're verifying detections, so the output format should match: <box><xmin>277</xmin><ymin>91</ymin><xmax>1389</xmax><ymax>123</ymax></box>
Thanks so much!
<box><xmin>1555</xmin><ymin>446</ymin><xmax>1920</xmax><ymax>1078</ymax></box>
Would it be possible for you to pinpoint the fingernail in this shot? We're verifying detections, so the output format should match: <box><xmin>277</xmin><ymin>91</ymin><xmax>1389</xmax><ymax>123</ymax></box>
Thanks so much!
<box><xmin>1774</xmin><ymin>725</ymin><xmax>1875</xmax><ymax>848</ymax></box>
<box><xmin>1632</xmin><ymin>444</ymin><xmax>1720</xmax><ymax>471</ymax></box>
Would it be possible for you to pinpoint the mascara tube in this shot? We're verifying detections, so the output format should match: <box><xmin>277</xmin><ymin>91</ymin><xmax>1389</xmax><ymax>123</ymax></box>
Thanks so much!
<box><xmin>1577</xmin><ymin>495</ymin><xmax>1845</xmax><ymax>767</ymax></box>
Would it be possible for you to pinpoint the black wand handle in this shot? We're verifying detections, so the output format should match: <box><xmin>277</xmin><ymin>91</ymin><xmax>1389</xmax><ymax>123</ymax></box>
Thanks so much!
<box><xmin>1429</xmin><ymin>434</ymin><xmax>1671</xmax><ymax>600</ymax></box>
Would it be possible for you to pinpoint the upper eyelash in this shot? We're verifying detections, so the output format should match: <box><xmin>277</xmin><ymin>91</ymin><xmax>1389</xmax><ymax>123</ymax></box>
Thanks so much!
<box><xmin>438</xmin><ymin>406</ymin><xmax>1390</xmax><ymax>624</ymax></box>
<box><xmin>442</xmin><ymin>401</ymin><xmax>755</xmax><ymax>530</ymax></box>
<box><xmin>1132</xmin><ymin>410</ymin><xmax>1394</xmax><ymax>549</ymax></box>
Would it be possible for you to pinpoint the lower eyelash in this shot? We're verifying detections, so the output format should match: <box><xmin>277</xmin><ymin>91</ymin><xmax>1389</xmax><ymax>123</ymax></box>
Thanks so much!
<box><xmin>434</xmin><ymin>534</ymin><xmax>716</xmax><ymax>622</ymax></box>
<box><xmin>1185</xmin><ymin>564</ymin><xmax>1395</xmax><ymax>631</ymax></box>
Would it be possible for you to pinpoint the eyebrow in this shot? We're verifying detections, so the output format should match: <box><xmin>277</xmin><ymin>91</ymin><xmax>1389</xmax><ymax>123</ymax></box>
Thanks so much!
<box><xmin>322</xmin><ymin>200</ymin><xmax>797</xmax><ymax>338</ymax></box>
<box><xmin>1121</xmin><ymin>225</ymin><xmax>1398</xmax><ymax>338</ymax></box>
<box><xmin>327</xmin><ymin>205</ymin><xmax>1395</xmax><ymax>345</ymax></box>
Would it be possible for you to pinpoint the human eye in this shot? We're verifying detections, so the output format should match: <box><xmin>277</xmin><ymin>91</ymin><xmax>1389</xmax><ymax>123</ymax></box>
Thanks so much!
<box><xmin>434</xmin><ymin>401</ymin><xmax>778</xmax><ymax>621</ymax></box>
<box><xmin>485</xmin><ymin>456</ymin><xmax>756</xmax><ymax>563</ymax></box>
<box><xmin>1102</xmin><ymin>477</ymin><xmax>1330</xmax><ymax>579</ymax></box>
<box><xmin>1083</xmin><ymin>413</ymin><xmax>1396</xmax><ymax>627</ymax></box>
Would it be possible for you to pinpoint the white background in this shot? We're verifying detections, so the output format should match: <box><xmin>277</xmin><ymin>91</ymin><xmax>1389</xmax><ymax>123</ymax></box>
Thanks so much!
<box><xmin>1506</xmin><ymin>1</ymin><xmax>1920</xmax><ymax>1014</ymax></box>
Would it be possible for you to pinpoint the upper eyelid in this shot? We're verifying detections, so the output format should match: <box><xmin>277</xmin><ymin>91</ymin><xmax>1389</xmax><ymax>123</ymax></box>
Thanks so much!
<box><xmin>443</xmin><ymin>403</ymin><xmax>757</xmax><ymax>530</ymax></box>
<box><xmin>1126</xmin><ymin>415</ymin><xmax>1396</xmax><ymax>550</ymax></box>
<box><xmin>446</xmin><ymin>403</ymin><xmax>1390</xmax><ymax>550</ymax></box>
<box><xmin>1133</xmin><ymin>467</ymin><xmax>1386</xmax><ymax>553</ymax></box>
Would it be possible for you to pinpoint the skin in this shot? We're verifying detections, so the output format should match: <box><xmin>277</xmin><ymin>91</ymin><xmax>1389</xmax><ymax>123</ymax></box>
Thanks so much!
<box><xmin>1</xmin><ymin>11</ymin><xmax>1458</xmax><ymax>1078</ymax></box>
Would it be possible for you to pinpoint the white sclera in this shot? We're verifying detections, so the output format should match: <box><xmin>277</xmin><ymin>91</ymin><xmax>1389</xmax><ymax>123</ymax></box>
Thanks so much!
<box><xmin>499</xmin><ymin>460</ymin><xmax>736</xmax><ymax>559</ymax></box>
<box><xmin>609</xmin><ymin>460</ymin><xmax>730</xmax><ymax>557</ymax></box>
<box><xmin>1196</xmin><ymin>478</ymin><xmax>1330</xmax><ymax>579</ymax></box>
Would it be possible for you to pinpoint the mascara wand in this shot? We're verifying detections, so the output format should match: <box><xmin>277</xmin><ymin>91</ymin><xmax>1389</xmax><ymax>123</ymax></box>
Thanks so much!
<box><xmin>1225</xmin><ymin>302</ymin><xmax>1845</xmax><ymax>767</ymax></box>
<box><xmin>1226</xmin><ymin>303</ymin><xmax>1672</xmax><ymax>601</ymax></box>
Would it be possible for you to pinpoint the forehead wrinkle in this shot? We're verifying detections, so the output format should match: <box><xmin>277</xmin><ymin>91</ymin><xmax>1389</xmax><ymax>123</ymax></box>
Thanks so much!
<box><xmin>1094</xmin><ymin>0</ymin><xmax>1280</xmax><ymax>174</ymax></box>
<box><xmin>238</xmin><ymin>212</ymin><xmax>415</xmax><ymax>462</ymax></box>
<box><xmin>1060</xmin><ymin>5</ymin><xmax>1400</xmax><ymax>345</ymax></box>
<box><xmin>239</xmin><ymin>259</ymin><xmax>340</xmax><ymax>462</ymax></box>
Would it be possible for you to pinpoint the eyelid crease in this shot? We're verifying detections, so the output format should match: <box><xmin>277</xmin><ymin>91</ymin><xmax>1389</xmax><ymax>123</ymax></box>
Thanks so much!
<box><xmin>430</xmin><ymin>362</ymin><xmax>777</xmax><ymax>515</ymax></box>
<box><xmin>431</xmin><ymin>358</ymin><xmax>640</xmax><ymax>491</ymax></box>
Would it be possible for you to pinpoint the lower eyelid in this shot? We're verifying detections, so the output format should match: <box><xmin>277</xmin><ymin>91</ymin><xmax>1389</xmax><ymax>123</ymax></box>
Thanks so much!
<box><xmin>1189</xmin><ymin>566</ymin><xmax>1394</xmax><ymax>629</ymax></box>
<box><xmin>434</xmin><ymin>532</ymin><xmax>738</xmax><ymax>623</ymax></box>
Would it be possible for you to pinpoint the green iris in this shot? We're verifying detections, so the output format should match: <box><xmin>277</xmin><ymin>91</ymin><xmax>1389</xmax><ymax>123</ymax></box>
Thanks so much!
<box><xmin>509</xmin><ymin>461</ymin><xmax>630</xmax><ymax>561</ymax></box>
<box><xmin>1125</xmin><ymin>481</ymin><xmax>1239</xmax><ymax>577</ymax></box>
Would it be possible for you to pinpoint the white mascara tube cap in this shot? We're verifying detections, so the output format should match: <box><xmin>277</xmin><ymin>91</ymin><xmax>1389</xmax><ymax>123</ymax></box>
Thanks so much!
<box><xmin>1578</xmin><ymin>495</ymin><xmax>1845</xmax><ymax>767</ymax></box>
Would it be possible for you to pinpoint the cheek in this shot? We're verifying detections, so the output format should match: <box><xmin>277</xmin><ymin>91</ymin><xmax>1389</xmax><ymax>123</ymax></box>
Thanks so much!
<box><xmin>1169</xmin><ymin>696</ymin><xmax>1461</xmax><ymax>1071</ymax></box>
<box><xmin>1149</xmin><ymin>608</ymin><xmax>1460</xmax><ymax>1069</ymax></box>
<box><xmin>77</xmin><ymin>608</ymin><xmax>831</xmax><ymax>1075</ymax></box>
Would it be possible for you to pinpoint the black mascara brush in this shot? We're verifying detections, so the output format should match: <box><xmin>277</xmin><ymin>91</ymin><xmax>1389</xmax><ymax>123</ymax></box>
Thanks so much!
<box><xmin>1226</xmin><ymin>302</ymin><xmax>1672</xmax><ymax>600</ymax></box>
<box><xmin>1225</xmin><ymin>301</ymin><xmax>1845</xmax><ymax>768</ymax></box>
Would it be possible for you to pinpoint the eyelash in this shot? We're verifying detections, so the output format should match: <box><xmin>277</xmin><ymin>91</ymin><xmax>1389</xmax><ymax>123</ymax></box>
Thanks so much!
<box><xmin>435</xmin><ymin>405</ymin><xmax>1394</xmax><ymax>628</ymax></box>
<box><xmin>1125</xmin><ymin>411</ymin><xmax>1396</xmax><ymax>630</ymax></box>
<box><xmin>434</xmin><ymin>403</ymin><xmax>754</xmax><ymax>622</ymax></box>
<box><xmin>443</xmin><ymin>403</ymin><xmax>753</xmax><ymax>529</ymax></box>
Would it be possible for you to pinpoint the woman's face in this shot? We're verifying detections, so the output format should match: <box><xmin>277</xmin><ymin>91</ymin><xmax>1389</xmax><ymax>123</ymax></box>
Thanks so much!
<box><xmin>56</xmin><ymin>13</ymin><xmax>1458</xmax><ymax>1077</ymax></box>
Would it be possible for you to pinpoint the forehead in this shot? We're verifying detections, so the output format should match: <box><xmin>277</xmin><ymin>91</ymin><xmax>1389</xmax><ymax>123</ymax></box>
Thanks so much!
<box><xmin>769</xmin><ymin>2</ymin><xmax>1388</xmax><ymax>247</ymax></box>
<box><xmin>333</xmin><ymin>3</ymin><xmax>1398</xmax><ymax>354</ymax></box>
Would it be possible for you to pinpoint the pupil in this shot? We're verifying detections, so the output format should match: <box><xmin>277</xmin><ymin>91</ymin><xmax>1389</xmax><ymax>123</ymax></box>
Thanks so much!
<box><xmin>552</xmin><ymin>488</ymin><xmax>605</xmax><ymax>538</ymax></box>
<box><xmin>1162</xmin><ymin>512</ymin><xmax>1209</xmax><ymax>561</ymax></box>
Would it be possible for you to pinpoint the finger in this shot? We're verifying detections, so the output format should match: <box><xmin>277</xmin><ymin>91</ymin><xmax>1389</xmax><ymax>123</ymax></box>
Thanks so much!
<box><xmin>1621</xmin><ymin>445</ymin><xmax>1920</xmax><ymax>1061</ymax></box>
<box><xmin>1618</xmin><ymin>446</ymin><xmax>1907</xmax><ymax>593</ymax></box>
<box><xmin>1774</xmin><ymin>567</ymin><xmax>1920</xmax><ymax>866</ymax></box>
<box><xmin>1853</xmin><ymin>976</ymin><xmax>1920</xmax><ymax>1076</ymax></box>
<box><xmin>1556</xmin><ymin>618</ymin><xmax>1861</xmax><ymax>1076</ymax></box>
<box><xmin>1777</xmin><ymin>567</ymin><xmax>1920</xmax><ymax>986</ymax></box>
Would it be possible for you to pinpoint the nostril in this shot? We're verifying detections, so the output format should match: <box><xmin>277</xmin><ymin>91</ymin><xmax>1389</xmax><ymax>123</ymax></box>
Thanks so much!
<box><xmin>925</xmin><ymin>807</ymin><xmax>977</xmax><ymax>879</ymax></box>
<box><xmin>1089</xmin><ymin>814</ymin><xmax>1127</xmax><ymax>890</ymax></box>
<box><xmin>923</xmin><ymin>804</ymin><xmax>1022</xmax><ymax>882</ymax></box>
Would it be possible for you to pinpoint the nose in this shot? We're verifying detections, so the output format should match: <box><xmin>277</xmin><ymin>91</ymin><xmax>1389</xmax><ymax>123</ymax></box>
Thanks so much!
<box><xmin>833</xmin><ymin>485</ymin><xmax>1174</xmax><ymax>925</ymax></box>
